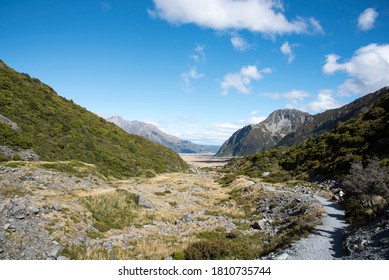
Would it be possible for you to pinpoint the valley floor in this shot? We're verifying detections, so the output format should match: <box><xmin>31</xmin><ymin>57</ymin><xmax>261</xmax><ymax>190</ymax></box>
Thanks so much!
<box><xmin>0</xmin><ymin>156</ymin><xmax>336</xmax><ymax>260</ymax></box>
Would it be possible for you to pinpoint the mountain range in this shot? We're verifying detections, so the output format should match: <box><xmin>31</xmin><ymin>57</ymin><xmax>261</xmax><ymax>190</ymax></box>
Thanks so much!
<box><xmin>216</xmin><ymin>87</ymin><xmax>389</xmax><ymax>157</ymax></box>
<box><xmin>107</xmin><ymin>116</ymin><xmax>217</xmax><ymax>154</ymax></box>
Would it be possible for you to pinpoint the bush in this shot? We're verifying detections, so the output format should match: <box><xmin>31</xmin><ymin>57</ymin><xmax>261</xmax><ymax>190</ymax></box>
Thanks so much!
<box><xmin>184</xmin><ymin>240</ymin><xmax>231</xmax><ymax>260</ymax></box>
<box><xmin>171</xmin><ymin>251</ymin><xmax>186</xmax><ymax>260</ymax></box>
<box><xmin>340</xmin><ymin>158</ymin><xmax>389</xmax><ymax>225</ymax></box>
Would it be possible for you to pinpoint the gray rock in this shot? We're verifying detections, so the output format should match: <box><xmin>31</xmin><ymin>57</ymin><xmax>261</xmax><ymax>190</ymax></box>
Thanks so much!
<box><xmin>57</xmin><ymin>256</ymin><xmax>69</xmax><ymax>260</ymax></box>
<box><xmin>15</xmin><ymin>214</ymin><xmax>25</xmax><ymax>220</ymax></box>
<box><xmin>48</xmin><ymin>247</ymin><xmax>61</xmax><ymax>259</ymax></box>
<box><xmin>28</xmin><ymin>207</ymin><xmax>40</xmax><ymax>215</ymax></box>
<box><xmin>52</xmin><ymin>203</ymin><xmax>62</xmax><ymax>211</ymax></box>
<box><xmin>5</xmin><ymin>202</ymin><xmax>14</xmax><ymax>211</ymax></box>
<box><xmin>0</xmin><ymin>247</ymin><xmax>3</xmax><ymax>253</ymax></box>
<box><xmin>0</xmin><ymin>203</ymin><xmax>5</xmax><ymax>213</ymax></box>
<box><xmin>138</xmin><ymin>195</ymin><xmax>155</xmax><ymax>210</ymax></box>
<box><xmin>182</xmin><ymin>213</ymin><xmax>192</xmax><ymax>222</ymax></box>
<box><xmin>3</xmin><ymin>223</ymin><xmax>11</xmax><ymax>230</ymax></box>
<box><xmin>272</xmin><ymin>253</ymin><xmax>289</xmax><ymax>260</ymax></box>
<box><xmin>251</xmin><ymin>220</ymin><xmax>266</xmax><ymax>230</ymax></box>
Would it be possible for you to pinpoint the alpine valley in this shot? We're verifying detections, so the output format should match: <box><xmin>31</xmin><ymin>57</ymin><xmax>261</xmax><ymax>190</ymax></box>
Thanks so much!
<box><xmin>1</xmin><ymin>60</ymin><xmax>388</xmax><ymax>261</ymax></box>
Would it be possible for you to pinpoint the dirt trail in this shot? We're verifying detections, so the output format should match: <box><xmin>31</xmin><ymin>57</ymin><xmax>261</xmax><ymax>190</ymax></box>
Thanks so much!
<box><xmin>266</xmin><ymin>188</ymin><xmax>349</xmax><ymax>260</ymax></box>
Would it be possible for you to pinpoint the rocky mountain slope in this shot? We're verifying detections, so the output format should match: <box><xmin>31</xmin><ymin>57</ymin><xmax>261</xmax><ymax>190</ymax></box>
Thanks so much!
<box><xmin>216</xmin><ymin>109</ymin><xmax>312</xmax><ymax>156</ymax></box>
<box><xmin>279</xmin><ymin>87</ymin><xmax>389</xmax><ymax>147</ymax></box>
<box><xmin>107</xmin><ymin>116</ymin><xmax>211</xmax><ymax>154</ymax></box>
<box><xmin>0</xmin><ymin>60</ymin><xmax>187</xmax><ymax>178</ymax></box>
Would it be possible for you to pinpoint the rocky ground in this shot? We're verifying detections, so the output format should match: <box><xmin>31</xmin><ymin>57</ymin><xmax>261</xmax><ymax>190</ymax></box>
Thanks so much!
<box><xmin>343</xmin><ymin>210</ymin><xmax>389</xmax><ymax>259</ymax></box>
<box><xmin>1</xmin><ymin>155</ymin><xmax>387</xmax><ymax>260</ymax></box>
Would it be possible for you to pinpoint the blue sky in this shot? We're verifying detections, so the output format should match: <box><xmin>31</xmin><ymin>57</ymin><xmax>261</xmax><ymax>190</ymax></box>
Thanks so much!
<box><xmin>1</xmin><ymin>0</ymin><xmax>389</xmax><ymax>145</ymax></box>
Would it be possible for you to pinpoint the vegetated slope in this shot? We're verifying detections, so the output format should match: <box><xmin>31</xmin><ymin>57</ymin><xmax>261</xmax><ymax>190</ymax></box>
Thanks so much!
<box><xmin>107</xmin><ymin>116</ymin><xmax>211</xmax><ymax>154</ymax></box>
<box><xmin>225</xmin><ymin>89</ymin><xmax>389</xmax><ymax>225</ymax></box>
<box><xmin>0</xmin><ymin>60</ymin><xmax>188</xmax><ymax>178</ymax></box>
<box><xmin>279</xmin><ymin>87</ymin><xmax>389</xmax><ymax>147</ymax></box>
<box><xmin>216</xmin><ymin>109</ymin><xmax>312</xmax><ymax>156</ymax></box>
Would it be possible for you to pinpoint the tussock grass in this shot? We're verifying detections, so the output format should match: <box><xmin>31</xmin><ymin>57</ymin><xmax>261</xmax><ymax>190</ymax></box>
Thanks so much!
<box><xmin>61</xmin><ymin>235</ymin><xmax>193</xmax><ymax>260</ymax></box>
<box><xmin>82</xmin><ymin>189</ymin><xmax>140</xmax><ymax>231</ymax></box>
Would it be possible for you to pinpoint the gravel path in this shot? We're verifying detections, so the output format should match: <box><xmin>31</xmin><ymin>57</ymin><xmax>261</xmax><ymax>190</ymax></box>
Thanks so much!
<box><xmin>279</xmin><ymin>195</ymin><xmax>349</xmax><ymax>260</ymax></box>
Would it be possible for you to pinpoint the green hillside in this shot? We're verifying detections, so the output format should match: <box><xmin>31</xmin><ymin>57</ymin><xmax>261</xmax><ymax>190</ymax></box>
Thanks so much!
<box><xmin>224</xmin><ymin>90</ymin><xmax>389</xmax><ymax>225</ymax></box>
<box><xmin>0</xmin><ymin>60</ymin><xmax>188</xmax><ymax>178</ymax></box>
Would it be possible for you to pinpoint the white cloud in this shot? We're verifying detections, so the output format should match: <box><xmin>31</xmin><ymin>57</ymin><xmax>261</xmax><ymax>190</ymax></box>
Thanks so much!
<box><xmin>149</xmin><ymin>0</ymin><xmax>322</xmax><ymax>36</ymax></box>
<box><xmin>358</xmin><ymin>8</ymin><xmax>378</xmax><ymax>31</ymax></box>
<box><xmin>221</xmin><ymin>65</ymin><xmax>271</xmax><ymax>95</ymax></box>
<box><xmin>306</xmin><ymin>89</ymin><xmax>340</xmax><ymax>113</ymax></box>
<box><xmin>261</xmin><ymin>90</ymin><xmax>309</xmax><ymax>101</ymax></box>
<box><xmin>191</xmin><ymin>44</ymin><xmax>206</xmax><ymax>62</ymax></box>
<box><xmin>323</xmin><ymin>43</ymin><xmax>389</xmax><ymax>95</ymax></box>
<box><xmin>261</xmin><ymin>92</ymin><xmax>282</xmax><ymax>99</ymax></box>
<box><xmin>261</xmin><ymin>90</ymin><xmax>309</xmax><ymax>110</ymax></box>
<box><xmin>231</xmin><ymin>34</ymin><xmax>250</xmax><ymax>51</ymax></box>
<box><xmin>280</xmin><ymin>41</ymin><xmax>295</xmax><ymax>63</ymax></box>
<box><xmin>250</xmin><ymin>110</ymin><xmax>259</xmax><ymax>115</ymax></box>
<box><xmin>283</xmin><ymin>90</ymin><xmax>309</xmax><ymax>101</ymax></box>
<box><xmin>179</xmin><ymin>67</ymin><xmax>205</xmax><ymax>92</ymax></box>
<box><xmin>309</xmin><ymin>17</ymin><xmax>324</xmax><ymax>35</ymax></box>
<box><xmin>283</xmin><ymin>90</ymin><xmax>309</xmax><ymax>108</ymax></box>
<box><xmin>99</xmin><ymin>2</ymin><xmax>112</xmax><ymax>11</ymax></box>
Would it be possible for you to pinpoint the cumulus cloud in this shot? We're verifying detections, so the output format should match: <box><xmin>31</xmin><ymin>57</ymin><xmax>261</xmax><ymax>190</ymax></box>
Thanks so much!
<box><xmin>231</xmin><ymin>34</ymin><xmax>250</xmax><ymax>51</ymax></box>
<box><xmin>179</xmin><ymin>67</ymin><xmax>205</xmax><ymax>92</ymax></box>
<box><xmin>280</xmin><ymin>41</ymin><xmax>296</xmax><ymax>63</ymax></box>
<box><xmin>149</xmin><ymin>0</ymin><xmax>323</xmax><ymax>36</ymax></box>
<box><xmin>306</xmin><ymin>89</ymin><xmax>340</xmax><ymax>113</ymax></box>
<box><xmin>221</xmin><ymin>65</ymin><xmax>271</xmax><ymax>95</ymax></box>
<box><xmin>358</xmin><ymin>8</ymin><xmax>378</xmax><ymax>31</ymax></box>
<box><xmin>323</xmin><ymin>43</ymin><xmax>389</xmax><ymax>95</ymax></box>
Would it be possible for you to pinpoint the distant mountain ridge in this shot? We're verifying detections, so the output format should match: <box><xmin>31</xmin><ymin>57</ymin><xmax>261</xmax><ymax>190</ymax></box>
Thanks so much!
<box><xmin>107</xmin><ymin>116</ymin><xmax>212</xmax><ymax>154</ymax></box>
<box><xmin>216</xmin><ymin>109</ymin><xmax>312</xmax><ymax>156</ymax></box>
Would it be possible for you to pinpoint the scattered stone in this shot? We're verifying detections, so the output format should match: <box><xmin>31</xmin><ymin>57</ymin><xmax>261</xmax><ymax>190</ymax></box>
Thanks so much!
<box><xmin>48</xmin><ymin>247</ymin><xmax>61</xmax><ymax>259</ymax></box>
<box><xmin>52</xmin><ymin>203</ymin><xmax>62</xmax><ymax>211</ymax></box>
<box><xmin>15</xmin><ymin>214</ymin><xmax>25</xmax><ymax>220</ymax></box>
<box><xmin>57</xmin><ymin>256</ymin><xmax>69</xmax><ymax>260</ymax></box>
<box><xmin>3</xmin><ymin>223</ymin><xmax>11</xmax><ymax>230</ymax></box>
<box><xmin>182</xmin><ymin>213</ymin><xmax>192</xmax><ymax>223</ymax></box>
<box><xmin>272</xmin><ymin>253</ymin><xmax>289</xmax><ymax>260</ymax></box>
<box><xmin>28</xmin><ymin>207</ymin><xmax>40</xmax><ymax>215</ymax></box>
<box><xmin>262</xmin><ymin>172</ymin><xmax>271</xmax><ymax>177</ymax></box>
<box><xmin>0</xmin><ymin>247</ymin><xmax>3</xmax><ymax>253</ymax></box>
<box><xmin>137</xmin><ymin>195</ymin><xmax>155</xmax><ymax>210</ymax></box>
<box><xmin>251</xmin><ymin>220</ymin><xmax>266</xmax><ymax>230</ymax></box>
